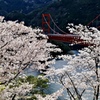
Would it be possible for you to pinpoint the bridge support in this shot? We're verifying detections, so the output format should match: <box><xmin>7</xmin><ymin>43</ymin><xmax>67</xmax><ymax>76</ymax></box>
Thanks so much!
<box><xmin>42</xmin><ymin>14</ymin><xmax>50</xmax><ymax>34</ymax></box>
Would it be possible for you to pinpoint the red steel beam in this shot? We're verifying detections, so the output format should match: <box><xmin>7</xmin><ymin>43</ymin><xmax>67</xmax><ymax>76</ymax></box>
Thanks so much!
<box><xmin>47</xmin><ymin>34</ymin><xmax>91</xmax><ymax>46</ymax></box>
<box><xmin>42</xmin><ymin>14</ymin><xmax>50</xmax><ymax>33</ymax></box>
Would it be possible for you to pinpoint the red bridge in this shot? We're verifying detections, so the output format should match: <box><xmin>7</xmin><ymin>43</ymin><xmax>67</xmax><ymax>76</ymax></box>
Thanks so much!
<box><xmin>42</xmin><ymin>14</ymin><xmax>100</xmax><ymax>46</ymax></box>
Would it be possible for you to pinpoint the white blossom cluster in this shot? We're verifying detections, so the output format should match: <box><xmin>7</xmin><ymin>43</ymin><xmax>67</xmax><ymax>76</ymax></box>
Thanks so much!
<box><xmin>35</xmin><ymin>88</ymin><xmax>63</xmax><ymax>100</ymax></box>
<box><xmin>0</xmin><ymin>16</ymin><xmax>61</xmax><ymax>100</ymax></box>
<box><xmin>67</xmin><ymin>24</ymin><xmax>100</xmax><ymax>45</ymax></box>
<box><xmin>1</xmin><ymin>82</ymin><xmax>33</xmax><ymax>100</ymax></box>
<box><xmin>46</xmin><ymin>24</ymin><xmax>100</xmax><ymax>100</ymax></box>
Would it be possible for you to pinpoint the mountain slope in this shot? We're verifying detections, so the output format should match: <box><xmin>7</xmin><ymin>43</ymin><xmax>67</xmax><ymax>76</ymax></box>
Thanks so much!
<box><xmin>0</xmin><ymin>0</ymin><xmax>52</xmax><ymax>15</ymax></box>
<box><xmin>3</xmin><ymin>0</ymin><xmax>100</xmax><ymax>31</ymax></box>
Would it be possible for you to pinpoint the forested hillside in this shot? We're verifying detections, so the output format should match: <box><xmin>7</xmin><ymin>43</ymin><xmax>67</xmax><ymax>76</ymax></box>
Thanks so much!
<box><xmin>2</xmin><ymin>0</ymin><xmax>100</xmax><ymax>31</ymax></box>
<box><xmin>0</xmin><ymin>0</ymin><xmax>52</xmax><ymax>15</ymax></box>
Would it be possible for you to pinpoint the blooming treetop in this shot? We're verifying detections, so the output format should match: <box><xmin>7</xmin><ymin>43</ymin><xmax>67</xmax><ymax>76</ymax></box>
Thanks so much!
<box><xmin>0</xmin><ymin>16</ymin><xmax>61</xmax><ymax>100</ymax></box>
<box><xmin>45</xmin><ymin>24</ymin><xmax>100</xmax><ymax>100</ymax></box>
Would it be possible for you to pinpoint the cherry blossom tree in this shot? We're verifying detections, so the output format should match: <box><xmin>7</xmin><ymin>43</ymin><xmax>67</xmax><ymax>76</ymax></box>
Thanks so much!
<box><xmin>0</xmin><ymin>16</ymin><xmax>61</xmax><ymax>100</ymax></box>
<box><xmin>0</xmin><ymin>16</ymin><xmax>99</xmax><ymax>100</ymax></box>
<box><xmin>45</xmin><ymin>24</ymin><xmax>100</xmax><ymax>100</ymax></box>
<box><xmin>35</xmin><ymin>88</ymin><xmax>63</xmax><ymax>100</ymax></box>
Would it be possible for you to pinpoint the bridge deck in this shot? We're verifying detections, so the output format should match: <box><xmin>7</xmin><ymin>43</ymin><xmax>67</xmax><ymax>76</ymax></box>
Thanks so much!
<box><xmin>47</xmin><ymin>34</ymin><xmax>89</xmax><ymax>46</ymax></box>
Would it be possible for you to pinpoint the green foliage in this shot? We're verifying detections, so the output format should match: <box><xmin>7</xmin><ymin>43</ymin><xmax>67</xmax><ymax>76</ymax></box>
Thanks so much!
<box><xmin>9</xmin><ymin>77</ymin><xmax>26</xmax><ymax>89</ymax></box>
<box><xmin>26</xmin><ymin>75</ymin><xmax>49</xmax><ymax>96</ymax></box>
<box><xmin>9</xmin><ymin>75</ymin><xmax>49</xmax><ymax>99</ymax></box>
<box><xmin>26</xmin><ymin>95</ymin><xmax>37</xmax><ymax>100</ymax></box>
<box><xmin>0</xmin><ymin>85</ymin><xmax>5</xmax><ymax>92</ymax></box>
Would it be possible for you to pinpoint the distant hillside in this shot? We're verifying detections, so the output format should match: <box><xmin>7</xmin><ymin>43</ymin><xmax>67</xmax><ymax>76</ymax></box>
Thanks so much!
<box><xmin>0</xmin><ymin>0</ymin><xmax>52</xmax><ymax>15</ymax></box>
<box><xmin>3</xmin><ymin>0</ymin><xmax>100</xmax><ymax>31</ymax></box>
